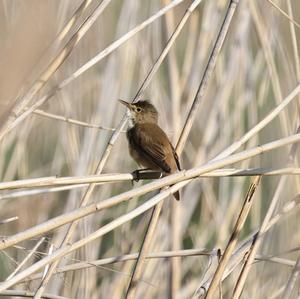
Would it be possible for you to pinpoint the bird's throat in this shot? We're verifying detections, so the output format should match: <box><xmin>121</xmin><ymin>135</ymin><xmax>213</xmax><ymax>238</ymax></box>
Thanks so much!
<box><xmin>126</xmin><ymin>110</ymin><xmax>135</xmax><ymax>129</ymax></box>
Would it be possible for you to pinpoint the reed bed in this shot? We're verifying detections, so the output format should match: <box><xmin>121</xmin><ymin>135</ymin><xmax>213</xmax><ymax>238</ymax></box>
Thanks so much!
<box><xmin>0</xmin><ymin>0</ymin><xmax>299</xmax><ymax>298</ymax></box>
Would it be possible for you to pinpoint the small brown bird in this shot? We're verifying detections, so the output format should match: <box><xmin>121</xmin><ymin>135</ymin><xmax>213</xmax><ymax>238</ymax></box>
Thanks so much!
<box><xmin>119</xmin><ymin>99</ymin><xmax>181</xmax><ymax>200</ymax></box>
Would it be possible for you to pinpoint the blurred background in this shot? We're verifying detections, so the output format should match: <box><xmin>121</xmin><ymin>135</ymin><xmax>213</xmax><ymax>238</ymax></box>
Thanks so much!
<box><xmin>0</xmin><ymin>0</ymin><xmax>300</xmax><ymax>298</ymax></box>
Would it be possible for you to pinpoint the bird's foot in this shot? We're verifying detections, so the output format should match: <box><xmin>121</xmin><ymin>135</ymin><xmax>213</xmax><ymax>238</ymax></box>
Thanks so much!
<box><xmin>131</xmin><ymin>168</ymin><xmax>155</xmax><ymax>184</ymax></box>
<box><xmin>132</xmin><ymin>169</ymin><xmax>141</xmax><ymax>183</ymax></box>
<box><xmin>131</xmin><ymin>168</ymin><xmax>150</xmax><ymax>184</ymax></box>
<box><xmin>131</xmin><ymin>169</ymin><xmax>163</xmax><ymax>185</ymax></box>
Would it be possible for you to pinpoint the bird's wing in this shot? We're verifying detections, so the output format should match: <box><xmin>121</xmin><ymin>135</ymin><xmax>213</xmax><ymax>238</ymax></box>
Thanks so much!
<box><xmin>130</xmin><ymin>124</ymin><xmax>172</xmax><ymax>173</ymax></box>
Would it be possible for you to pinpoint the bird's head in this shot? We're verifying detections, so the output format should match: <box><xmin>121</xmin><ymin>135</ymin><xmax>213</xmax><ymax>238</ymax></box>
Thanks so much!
<box><xmin>119</xmin><ymin>100</ymin><xmax>158</xmax><ymax>125</ymax></box>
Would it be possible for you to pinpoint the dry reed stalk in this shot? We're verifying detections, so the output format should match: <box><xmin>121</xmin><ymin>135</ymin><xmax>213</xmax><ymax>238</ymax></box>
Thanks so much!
<box><xmin>1</xmin><ymin>167</ymin><xmax>300</xmax><ymax>203</ymax></box>
<box><xmin>1</xmin><ymin>132</ymin><xmax>300</xmax><ymax>254</ymax></box>
<box><xmin>5</xmin><ymin>237</ymin><xmax>45</xmax><ymax>281</ymax></box>
<box><xmin>36</xmin><ymin>243</ymin><xmax>54</xmax><ymax>298</ymax></box>
<box><xmin>20</xmin><ymin>0</ymin><xmax>93</xmax><ymax>94</ymax></box>
<box><xmin>26</xmin><ymin>248</ymin><xmax>212</xmax><ymax>281</ymax></box>
<box><xmin>0</xmin><ymin>181</ymin><xmax>187</xmax><ymax>292</ymax></box>
<box><xmin>266</xmin><ymin>0</ymin><xmax>300</xmax><ymax>29</ymax></box>
<box><xmin>204</xmin><ymin>177</ymin><xmax>261</xmax><ymax>299</ymax></box>
<box><xmin>0</xmin><ymin>0</ymin><xmax>112</xmax><ymax>142</ymax></box>
<box><xmin>32</xmin><ymin>1</ymin><xmax>195</xmax><ymax>296</ymax></box>
<box><xmin>0</xmin><ymin>174</ymin><xmax>133</xmax><ymax>190</ymax></box>
<box><xmin>163</xmin><ymin>0</ymin><xmax>183</xmax><ymax>295</ymax></box>
<box><xmin>0</xmin><ymin>289</ymin><xmax>68</xmax><ymax>299</ymax></box>
<box><xmin>55</xmin><ymin>0</ymin><xmax>93</xmax><ymax>41</ymax></box>
<box><xmin>180</xmin><ymin>12</ymin><xmax>199</xmax><ymax>91</ymax></box>
<box><xmin>193</xmin><ymin>250</ymin><xmax>220</xmax><ymax>299</ymax></box>
<box><xmin>170</xmin><ymin>197</ymin><xmax>181</xmax><ymax>299</ymax></box>
<box><xmin>287</xmin><ymin>0</ymin><xmax>300</xmax><ymax>82</ymax></box>
<box><xmin>3</xmin><ymin>0</ymin><xmax>186</xmax><ymax>139</ymax></box>
<box><xmin>18</xmin><ymin>237</ymin><xmax>298</xmax><ymax>297</ymax></box>
<box><xmin>176</xmin><ymin>0</ymin><xmax>240</xmax><ymax>153</ymax></box>
<box><xmin>59</xmin><ymin>0</ymin><xmax>187</xmax><ymax>90</ymax></box>
<box><xmin>33</xmin><ymin>109</ymin><xmax>118</xmax><ymax>131</ymax></box>
<box><xmin>125</xmin><ymin>0</ymin><xmax>205</xmax><ymax>296</ymax></box>
<box><xmin>0</xmin><ymin>0</ymin><xmax>92</xmax><ymax>141</ymax></box>
<box><xmin>0</xmin><ymin>185</ymin><xmax>90</xmax><ymax>200</ymax></box>
<box><xmin>280</xmin><ymin>256</ymin><xmax>300</xmax><ymax>298</ymax></box>
<box><xmin>265</xmin><ymin>194</ymin><xmax>300</xmax><ymax>232</ymax></box>
<box><xmin>269</xmin><ymin>286</ymin><xmax>285</xmax><ymax>299</ymax></box>
<box><xmin>124</xmin><ymin>200</ymin><xmax>163</xmax><ymax>298</ymax></box>
<box><xmin>193</xmin><ymin>234</ymin><xmax>256</xmax><ymax>298</ymax></box>
<box><xmin>1</xmin><ymin>167</ymin><xmax>300</xmax><ymax>195</ymax></box>
<box><xmin>255</xmin><ymin>256</ymin><xmax>297</xmax><ymax>268</ymax></box>
<box><xmin>22</xmin><ymin>246</ymin><xmax>297</xmax><ymax>284</ymax></box>
<box><xmin>231</xmin><ymin>129</ymin><xmax>300</xmax><ymax>298</ymax></box>
<box><xmin>248</xmin><ymin>0</ymin><xmax>290</xmax><ymax>136</ymax></box>
<box><xmin>126</xmin><ymin>1</ymin><xmax>240</xmax><ymax>297</ymax></box>
<box><xmin>1</xmin><ymin>2</ymin><xmax>299</xmax><ymax>296</ymax></box>
<box><xmin>231</xmin><ymin>176</ymin><xmax>288</xmax><ymax>299</ymax></box>
<box><xmin>287</xmin><ymin>0</ymin><xmax>300</xmax><ymax>116</ymax></box>
<box><xmin>212</xmin><ymin>84</ymin><xmax>300</xmax><ymax>161</ymax></box>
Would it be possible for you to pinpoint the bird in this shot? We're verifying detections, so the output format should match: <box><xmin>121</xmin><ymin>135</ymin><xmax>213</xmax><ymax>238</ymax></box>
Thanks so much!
<box><xmin>119</xmin><ymin>99</ymin><xmax>181</xmax><ymax>200</ymax></box>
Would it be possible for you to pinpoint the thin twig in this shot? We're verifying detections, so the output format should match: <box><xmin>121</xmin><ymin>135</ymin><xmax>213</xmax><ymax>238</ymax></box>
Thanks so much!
<box><xmin>33</xmin><ymin>109</ymin><xmax>118</xmax><ymax>131</ymax></box>
<box><xmin>265</xmin><ymin>0</ymin><xmax>300</xmax><ymax>29</ymax></box>
<box><xmin>24</xmin><ymin>247</ymin><xmax>299</xmax><ymax>283</ymax></box>
<box><xmin>26</xmin><ymin>248</ymin><xmax>212</xmax><ymax>281</ymax></box>
<box><xmin>5</xmin><ymin>237</ymin><xmax>45</xmax><ymax>281</ymax></box>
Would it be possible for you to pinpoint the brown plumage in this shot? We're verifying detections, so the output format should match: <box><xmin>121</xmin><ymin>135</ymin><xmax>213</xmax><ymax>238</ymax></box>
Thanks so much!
<box><xmin>119</xmin><ymin>99</ymin><xmax>181</xmax><ymax>200</ymax></box>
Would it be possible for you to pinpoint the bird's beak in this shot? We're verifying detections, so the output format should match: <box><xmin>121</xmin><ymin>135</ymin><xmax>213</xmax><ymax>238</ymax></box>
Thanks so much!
<box><xmin>118</xmin><ymin>99</ymin><xmax>132</xmax><ymax>110</ymax></box>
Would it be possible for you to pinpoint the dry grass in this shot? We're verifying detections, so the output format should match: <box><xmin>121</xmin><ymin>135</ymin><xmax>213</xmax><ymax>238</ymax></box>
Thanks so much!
<box><xmin>0</xmin><ymin>0</ymin><xmax>300</xmax><ymax>298</ymax></box>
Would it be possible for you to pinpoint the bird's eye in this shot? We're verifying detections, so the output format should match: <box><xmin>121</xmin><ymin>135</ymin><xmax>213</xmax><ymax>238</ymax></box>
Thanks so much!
<box><xmin>136</xmin><ymin>107</ymin><xmax>142</xmax><ymax>113</ymax></box>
